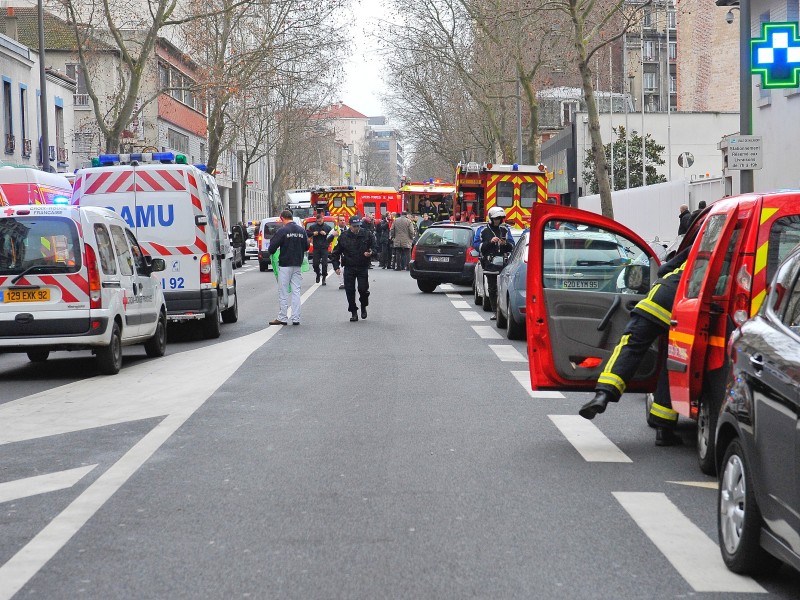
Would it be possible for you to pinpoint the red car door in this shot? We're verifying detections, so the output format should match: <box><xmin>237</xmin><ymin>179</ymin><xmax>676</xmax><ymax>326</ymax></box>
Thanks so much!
<box><xmin>526</xmin><ymin>204</ymin><xmax>662</xmax><ymax>391</ymax></box>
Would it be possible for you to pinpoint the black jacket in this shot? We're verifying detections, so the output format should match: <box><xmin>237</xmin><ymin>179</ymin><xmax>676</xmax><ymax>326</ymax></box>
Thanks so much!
<box><xmin>267</xmin><ymin>221</ymin><xmax>309</xmax><ymax>267</ymax></box>
<box><xmin>306</xmin><ymin>222</ymin><xmax>332</xmax><ymax>252</ymax></box>
<box><xmin>375</xmin><ymin>220</ymin><xmax>390</xmax><ymax>244</ymax></box>
<box><xmin>678</xmin><ymin>210</ymin><xmax>692</xmax><ymax>235</ymax></box>
<box><xmin>331</xmin><ymin>227</ymin><xmax>376</xmax><ymax>270</ymax></box>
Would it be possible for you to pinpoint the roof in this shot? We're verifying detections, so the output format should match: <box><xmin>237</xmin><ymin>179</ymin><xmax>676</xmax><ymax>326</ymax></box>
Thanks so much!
<box><xmin>322</xmin><ymin>103</ymin><xmax>369</xmax><ymax>120</ymax></box>
<box><xmin>0</xmin><ymin>6</ymin><xmax>114</xmax><ymax>52</ymax></box>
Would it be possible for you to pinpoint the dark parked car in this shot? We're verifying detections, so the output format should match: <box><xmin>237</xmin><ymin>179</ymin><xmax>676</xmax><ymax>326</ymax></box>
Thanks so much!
<box><xmin>715</xmin><ymin>245</ymin><xmax>800</xmax><ymax>575</ymax></box>
<box><xmin>409</xmin><ymin>223</ymin><xmax>477</xmax><ymax>292</ymax></box>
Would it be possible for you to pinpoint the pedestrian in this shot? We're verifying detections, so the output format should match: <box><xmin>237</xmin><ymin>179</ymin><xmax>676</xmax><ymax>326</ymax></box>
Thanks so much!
<box><xmin>690</xmin><ymin>200</ymin><xmax>707</xmax><ymax>223</ymax></box>
<box><xmin>330</xmin><ymin>215</ymin><xmax>376</xmax><ymax>322</ymax></box>
<box><xmin>266</xmin><ymin>209</ymin><xmax>309</xmax><ymax>326</ymax></box>
<box><xmin>391</xmin><ymin>211</ymin><xmax>415</xmax><ymax>271</ymax></box>
<box><xmin>306</xmin><ymin>212</ymin><xmax>332</xmax><ymax>285</ymax></box>
<box><xmin>480</xmin><ymin>207</ymin><xmax>515</xmax><ymax>319</ymax></box>
<box><xmin>678</xmin><ymin>204</ymin><xmax>692</xmax><ymax>235</ymax></box>
<box><xmin>578</xmin><ymin>247</ymin><xmax>691</xmax><ymax>446</ymax></box>
<box><xmin>376</xmin><ymin>214</ymin><xmax>390</xmax><ymax>268</ymax></box>
<box><xmin>361</xmin><ymin>215</ymin><xmax>377</xmax><ymax>268</ymax></box>
<box><xmin>330</xmin><ymin>215</ymin><xmax>347</xmax><ymax>289</ymax></box>
<box><xmin>387</xmin><ymin>213</ymin><xmax>396</xmax><ymax>270</ymax></box>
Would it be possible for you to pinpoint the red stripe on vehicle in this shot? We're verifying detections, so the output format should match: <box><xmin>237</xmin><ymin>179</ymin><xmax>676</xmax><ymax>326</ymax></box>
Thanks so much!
<box><xmin>149</xmin><ymin>242</ymin><xmax>172</xmax><ymax>255</ymax></box>
<box><xmin>194</xmin><ymin>236</ymin><xmax>207</xmax><ymax>252</ymax></box>
<box><xmin>67</xmin><ymin>273</ymin><xmax>90</xmax><ymax>295</ymax></box>
<box><xmin>137</xmin><ymin>170</ymin><xmax>164</xmax><ymax>192</ymax></box>
<box><xmin>39</xmin><ymin>275</ymin><xmax>79</xmax><ymax>303</ymax></box>
<box><xmin>106</xmin><ymin>171</ymin><xmax>133</xmax><ymax>193</ymax></box>
<box><xmin>86</xmin><ymin>172</ymin><xmax>112</xmax><ymax>195</ymax></box>
<box><xmin>191</xmin><ymin>194</ymin><xmax>202</xmax><ymax>210</ymax></box>
<box><xmin>187</xmin><ymin>172</ymin><xmax>198</xmax><ymax>191</ymax></box>
<box><xmin>177</xmin><ymin>246</ymin><xmax>194</xmax><ymax>255</ymax></box>
<box><xmin>158</xmin><ymin>170</ymin><xmax>185</xmax><ymax>191</ymax></box>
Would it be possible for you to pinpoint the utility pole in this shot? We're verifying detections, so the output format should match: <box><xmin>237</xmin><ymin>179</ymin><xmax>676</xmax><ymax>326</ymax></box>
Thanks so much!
<box><xmin>37</xmin><ymin>0</ymin><xmax>50</xmax><ymax>172</ymax></box>
<box><xmin>740</xmin><ymin>0</ymin><xmax>753</xmax><ymax>193</ymax></box>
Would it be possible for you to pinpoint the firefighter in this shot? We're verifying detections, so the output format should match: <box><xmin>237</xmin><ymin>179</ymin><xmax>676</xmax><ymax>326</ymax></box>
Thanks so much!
<box><xmin>479</xmin><ymin>206</ymin><xmax>515</xmax><ymax>320</ymax></box>
<box><xmin>306</xmin><ymin>212</ymin><xmax>332</xmax><ymax>285</ymax></box>
<box><xmin>578</xmin><ymin>247</ymin><xmax>691</xmax><ymax>446</ymax></box>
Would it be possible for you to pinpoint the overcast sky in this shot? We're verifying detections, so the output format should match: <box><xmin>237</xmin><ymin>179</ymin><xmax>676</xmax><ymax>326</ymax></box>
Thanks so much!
<box><xmin>340</xmin><ymin>0</ymin><xmax>393</xmax><ymax>118</ymax></box>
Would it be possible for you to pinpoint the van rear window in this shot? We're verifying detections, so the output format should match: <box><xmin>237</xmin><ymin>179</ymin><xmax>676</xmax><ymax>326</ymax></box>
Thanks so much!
<box><xmin>0</xmin><ymin>216</ymin><xmax>81</xmax><ymax>275</ymax></box>
<box><xmin>417</xmin><ymin>227</ymin><xmax>473</xmax><ymax>247</ymax></box>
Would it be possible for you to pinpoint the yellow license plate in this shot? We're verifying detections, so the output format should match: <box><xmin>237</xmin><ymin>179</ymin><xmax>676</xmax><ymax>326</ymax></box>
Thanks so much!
<box><xmin>3</xmin><ymin>289</ymin><xmax>51</xmax><ymax>303</ymax></box>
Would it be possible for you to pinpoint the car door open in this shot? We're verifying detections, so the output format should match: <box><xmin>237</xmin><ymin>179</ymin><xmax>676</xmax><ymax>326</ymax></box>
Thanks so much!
<box><xmin>525</xmin><ymin>204</ymin><xmax>661</xmax><ymax>392</ymax></box>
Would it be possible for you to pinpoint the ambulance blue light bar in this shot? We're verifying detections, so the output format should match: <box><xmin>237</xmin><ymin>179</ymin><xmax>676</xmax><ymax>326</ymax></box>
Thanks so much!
<box><xmin>52</xmin><ymin>195</ymin><xmax>70</xmax><ymax>204</ymax></box>
<box><xmin>94</xmin><ymin>152</ymin><xmax>178</xmax><ymax>166</ymax></box>
<box><xmin>194</xmin><ymin>164</ymin><xmax>208</xmax><ymax>172</ymax></box>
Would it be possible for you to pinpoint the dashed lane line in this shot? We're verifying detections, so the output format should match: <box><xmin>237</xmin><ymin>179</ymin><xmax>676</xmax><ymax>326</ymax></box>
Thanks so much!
<box><xmin>0</xmin><ymin>466</ymin><xmax>97</xmax><ymax>504</ymax></box>
<box><xmin>614</xmin><ymin>492</ymin><xmax>766</xmax><ymax>593</ymax></box>
<box><xmin>459</xmin><ymin>311</ymin><xmax>485</xmax><ymax>322</ymax></box>
<box><xmin>549</xmin><ymin>415</ymin><xmax>632</xmax><ymax>463</ymax></box>
<box><xmin>489</xmin><ymin>345</ymin><xmax>527</xmax><ymax>362</ymax></box>
<box><xmin>471</xmin><ymin>326</ymin><xmax>503</xmax><ymax>339</ymax></box>
<box><xmin>445</xmin><ymin>293</ymin><xmax>463</xmax><ymax>299</ymax></box>
<box><xmin>511</xmin><ymin>371</ymin><xmax>565</xmax><ymax>399</ymax></box>
<box><xmin>451</xmin><ymin>300</ymin><xmax>472</xmax><ymax>309</ymax></box>
<box><xmin>439</xmin><ymin>284</ymin><xmax>454</xmax><ymax>291</ymax></box>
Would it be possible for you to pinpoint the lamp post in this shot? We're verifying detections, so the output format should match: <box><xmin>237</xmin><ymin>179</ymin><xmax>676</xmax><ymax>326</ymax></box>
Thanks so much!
<box><xmin>37</xmin><ymin>0</ymin><xmax>50</xmax><ymax>172</ymax></box>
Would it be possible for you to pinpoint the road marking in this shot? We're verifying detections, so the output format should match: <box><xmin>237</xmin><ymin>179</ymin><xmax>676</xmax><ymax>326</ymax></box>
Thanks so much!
<box><xmin>459</xmin><ymin>311</ymin><xmax>484</xmax><ymax>322</ymax></box>
<box><xmin>489</xmin><ymin>345</ymin><xmax>527</xmax><ymax>362</ymax></box>
<box><xmin>439</xmin><ymin>284</ymin><xmax>454</xmax><ymax>291</ymax></box>
<box><xmin>613</xmin><ymin>492</ymin><xmax>766</xmax><ymax>593</ymax></box>
<box><xmin>511</xmin><ymin>371</ymin><xmax>565</xmax><ymax>398</ymax></box>
<box><xmin>471</xmin><ymin>325</ymin><xmax>503</xmax><ymax>339</ymax></box>
<box><xmin>451</xmin><ymin>300</ymin><xmax>471</xmax><ymax>309</ymax></box>
<box><xmin>0</xmin><ymin>466</ymin><xmax>96</xmax><ymax>504</ymax></box>
<box><xmin>667</xmin><ymin>481</ymin><xmax>719</xmax><ymax>490</ymax></box>
<box><xmin>445</xmin><ymin>293</ymin><xmax>462</xmax><ymax>299</ymax></box>
<box><xmin>549</xmin><ymin>415</ymin><xmax>632</xmax><ymax>462</ymax></box>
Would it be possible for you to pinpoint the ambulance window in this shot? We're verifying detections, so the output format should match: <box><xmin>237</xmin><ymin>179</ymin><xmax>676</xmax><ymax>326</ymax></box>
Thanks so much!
<box><xmin>781</xmin><ymin>267</ymin><xmax>800</xmax><ymax>334</ymax></box>
<box><xmin>125</xmin><ymin>229</ymin><xmax>148</xmax><ymax>274</ymax></box>
<box><xmin>110</xmin><ymin>225</ymin><xmax>134</xmax><ymax>276</ymax></box>
<box><xmin>712</xmin><ymin>223</ymin><xmax>743</xmax><ymax>296</ymax></box>
<box><xmin>333</xmin><ymin>198</ymin><xmax>342</xmax><ymax>208</ymax></box>
<box><xmin>0</xmin><ymin>216</ymin><xmax>80</xmax><ymax>274</ymax></box>
<box><xmin>346</xmin><ymin>196</ymin><xmax>355</xmax><ymax>208</ymax></box>
<box><xmin>685</xmin><ymin>215</ymin><xmax>726</xmax><ymax>299</ymax></box>
<box><xmin>520</xmin><ymin>183</ymin><xmax>538</xmax><ymax>208</ymax></box>
<box><xmin>496</xmin><ymin>182</ymin><xmax>513</xmax><ymax>208</ymax></box>
<box><xmin>93</xmin><ymin>224</ymin><xmax>117</xmax><ymax>275</ymax></box>
<box><xmin>767</xmin><ymin>215</ymin><xmax>800</xmax><ymax>283</ymax></box>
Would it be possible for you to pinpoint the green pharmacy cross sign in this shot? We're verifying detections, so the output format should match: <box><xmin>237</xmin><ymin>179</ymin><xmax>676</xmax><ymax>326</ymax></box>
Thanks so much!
<box><xmin>752</xmin><ymin>22</ymin><xmax>800</xmax><ymax>89</ymax></box>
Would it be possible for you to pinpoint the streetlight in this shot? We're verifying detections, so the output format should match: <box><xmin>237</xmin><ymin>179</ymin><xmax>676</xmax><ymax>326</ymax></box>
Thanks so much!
<box><xmin>37</xmin><ymin>0</ymin><xmax>50</xmax><ymax>172</ymax></box>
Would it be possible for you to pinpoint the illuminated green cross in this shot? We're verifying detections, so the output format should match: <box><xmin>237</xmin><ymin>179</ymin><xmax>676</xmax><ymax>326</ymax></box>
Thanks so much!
<box><xmin>751</xmin><ymin>21</ymin><xmax>800</xmax><ymax>89</ymax></box>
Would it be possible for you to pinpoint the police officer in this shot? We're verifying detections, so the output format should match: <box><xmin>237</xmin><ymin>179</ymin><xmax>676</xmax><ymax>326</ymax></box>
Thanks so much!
<box><xmin>331</xmin><ymin>215</ymin><xmax>376</xmax><ymax>322</ymax></box>
<box><xmin>578</xmin><ymin>247</ymin><xmax>691</xmax><ymax>446</ymax></box>
<box><xmin>479</xmin><ymin>206</ymin><xmax>515</xmax><ymax>320</ymax></box>
<box><xmin>306</xmin><ymin>212</ymin><xmax>332</xmax><ymax>285</ymax></box>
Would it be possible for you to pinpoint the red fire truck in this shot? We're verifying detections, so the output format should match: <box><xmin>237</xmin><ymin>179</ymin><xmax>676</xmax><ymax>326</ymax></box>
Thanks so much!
<box><xmin>453</xmin><ymin>162</ymin><xmax>548</xmax><ymax>228</ymax></box>
<box><xmin>311</xmin><ymin>186</ymin><xmax>401</xmax><ymax>220</ymax></box>
<box><xmin>399</xmin><ymin>179</ymin><xmax>455</xmax><ymax>216</ymax></box>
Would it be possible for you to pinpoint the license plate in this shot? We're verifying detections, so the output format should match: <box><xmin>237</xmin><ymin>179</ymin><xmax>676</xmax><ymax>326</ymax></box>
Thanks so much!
<box><xmin>562</xmin><ymin>280</ymin><xmax>598</xmax><ymax>289</ymax></box>
<box><xmin>2</xmin><ymin>289</ymin><xmax>51</xmax><ymax>303</ymax></box>
<box><xmin>429</xmin><ymin>256</ymin><xmax>450</xmax><ymax>263</ymax></box>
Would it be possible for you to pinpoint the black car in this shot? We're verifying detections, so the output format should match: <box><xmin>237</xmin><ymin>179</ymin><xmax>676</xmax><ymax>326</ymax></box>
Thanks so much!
<box><xmin>409</xmin><ymin>223</ymin><xmax>477</xmax><ymax>292</ymax></box>
<box><xmin>715</xmin><ymin>245</ymin><xmax>800</xmax><ymax>575</ymax></box>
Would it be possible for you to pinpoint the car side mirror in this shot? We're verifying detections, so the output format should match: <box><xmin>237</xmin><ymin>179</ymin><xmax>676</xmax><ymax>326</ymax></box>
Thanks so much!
<box><xmin>623</xmin><ymin>264</ymin><xmax>649</xmax><ymax>294</ymax></box>
<box><xmin>150</xmin><ymin>258</ymin><xmax>166</xmax><ymax>273</ymax></box>
<box><xmin>469</xmin><ymin>249</ymin><xmax>480</xmax><ymax>258</ymax></box>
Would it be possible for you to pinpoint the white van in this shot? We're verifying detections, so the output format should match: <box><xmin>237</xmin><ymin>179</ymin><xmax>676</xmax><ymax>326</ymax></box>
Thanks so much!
<box><xmin>0</xmin><ymin>204</ymin><xmax>168</xmax><ymax>374</ymax></box>
<box><xmin>72</xmin><ymin>152</ymin><xmax>238</xmax><ymax>339</ymax></box>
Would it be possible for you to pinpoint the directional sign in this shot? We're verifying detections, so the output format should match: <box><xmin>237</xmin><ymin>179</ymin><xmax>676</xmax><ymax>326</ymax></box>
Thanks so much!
<box><xmin>727</xmin><ymin>136</ymin><xmax>763</xmax><ymax>170</ymax></box>
<box><xmin>751</xmin><ymin>22</ymin><xmax>800</xmax><ymax>89</ymax></box>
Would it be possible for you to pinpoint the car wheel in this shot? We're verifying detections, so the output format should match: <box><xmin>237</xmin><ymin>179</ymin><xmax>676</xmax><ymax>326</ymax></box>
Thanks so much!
<box><xmin>507</xmin><ymin>308</ymin><xmax>525</xmax><ymax>340</ymax></box>
<box><xmin>202</xmin><ymin>302</ymin><xmax>222</xmax><ymax>339</ymax></box>
<box><xmin>417</xmin><ymin>280</ymin><xmax>437</xmax><ymax>293</ymax></box>
<box><xmin>697</xmin><ymin>394</ymin><xmax>720</xmax><ymax>476</ymax></box>
<box><xmin>26</xmin><ymin>349</ymin><xmax>50</xmax><ymax>363</ymax></box>
<box><xmin>144</xmin><ymin>311</ymin><xmax>167</xmax><ymax>358</ymax></box>
<box><xmin>473</xmin><ymin>281</ymin><xmax>482</xmax><ymax>306</ymax></box>
<box><xmin>645</xmin><ymin>393</ymin><xmax>656</xmax><ymax>428</ymax></box>
<box><xmin>221</xmin><ymin>288</ymin><xmax>239</xmax><ymax>323</ymax></box>
<box><xmin>718</xmin><ymin>438</ymin><xmax>782</xmax><ymax>575</ymax></box>
<box><xmin>96</xmin><ymin>322</ymin><xmax>123</xmax><ymax>375</ymax></box>
<box><xmin>496</xmin><ymin>297</ymin><xmax>508</xmax><ymax>328</ymax></box>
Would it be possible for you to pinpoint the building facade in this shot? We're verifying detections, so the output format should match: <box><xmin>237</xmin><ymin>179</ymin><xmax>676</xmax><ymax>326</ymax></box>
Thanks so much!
<box><xmin>367</xmin><ymin>116</ymin><xmax>404</xmax><ymax>187</ymax></box>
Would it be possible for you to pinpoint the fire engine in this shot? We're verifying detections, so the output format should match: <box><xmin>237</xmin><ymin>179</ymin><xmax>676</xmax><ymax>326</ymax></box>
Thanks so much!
<box><xmin>311</xmin><ymin>186</ymin><xmax>401</xmax><ymax>220</ymax></box>
<box><xmin>399</xmin><ymin>179</ymin><xmax>455</xmax><ymax>216</ymax></box>
<box><xmin>453</xmin><ymin>162</ymin><xmax>548</xmax><ymax>228</ymax></box>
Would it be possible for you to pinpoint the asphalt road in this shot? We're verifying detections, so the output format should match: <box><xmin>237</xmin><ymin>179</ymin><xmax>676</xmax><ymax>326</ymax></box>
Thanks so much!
<box><xmin>1</xmin><ymin>260</ymin><xmax>799</xmax><ymax>599</ymax></box>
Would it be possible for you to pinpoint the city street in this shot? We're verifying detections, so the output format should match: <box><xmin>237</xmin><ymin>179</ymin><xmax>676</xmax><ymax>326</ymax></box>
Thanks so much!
<box><xmin>1</xmin><ymin>263</ymin><xmax>799</xmax><ymax>599</ymax></box>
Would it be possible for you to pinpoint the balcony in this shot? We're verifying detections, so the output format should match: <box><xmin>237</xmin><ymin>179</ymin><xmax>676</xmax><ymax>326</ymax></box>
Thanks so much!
<box><xmin>74</xmin><ymin>94</ymin><xmax>90</xmax><ymax>108</ymax></box>
<box><xmin>5</xmin><ymin>133</ymin><xmax>14</xmax><ymax>154</ymax></box>
<box><xmin>22</xmin><ymin>138</ymin><xmax>31</xmax><ymax>157</ymax></box>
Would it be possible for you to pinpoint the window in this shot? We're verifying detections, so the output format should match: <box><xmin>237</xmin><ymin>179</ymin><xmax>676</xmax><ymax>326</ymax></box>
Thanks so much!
<box><xmin>19</xmin><ymin>87</ymin><xmax>27</xmax><ymax>153</ymax></box>
<box><xmin>3</xmin><ymin>80</ymin><xmax>12</xmax><ymax>153</ymax></box>
<box><xmin>496</xmin><ymin>181</ymin><xmax>514</xmax><ymax>208</ymax></box>
<box><xmin>374</xmin><ymin>141</ymin><xmax>390</xmax><ymax>150</ymax></box>
<box><xmin>93</xmin><ymin>224</ymin><xmax>117</xmax><ymax>275</ymax></box>
<box><xmin>158</xmin><ymin>61</ymin><xmax>170</xmax><ymax>90</ymax></box>
<box><xmin>670</xmin><ymin>75</ymin><xmax>677</xmax><ymax>94</ymax></box>
<box><xmin>167</xmin><ymin>128</ymin><xmax>189</xmax><ymax>154</ymax></box>
<box><xmin>55</xmin><ymin>106</ymin><xmax>64</xmax><ymax>159</ymax></box>
<box><xmin>668</xmin><ymin>9</ymin><xmax>676</xmax><ymax>29</ymax></box>
<box><xmin>171</xmin><ymin>68</ymin><xmax>183</xmax><ymax>100</ymax></box>
<box><xmin>767</xmin><ymin>215</ymin><xmax>800</xmax><ymax>283</ymax></box>
<box><xmin>417</xmin><ymin>227</ymin><xmax>473</xmax><ymax>247</ymax></box>
<box><xmin>65</xmin><ymin>64</ymin><xmax>88</xmax><ymax>106</ymax></box>
<box><xmin>345</xmin><ymin>196</ymin><xmax>355</xmax><ymax>208</ymax></box>
<box><xmin>686</xmin><ymin>215</ymin><xmax>727</xmax><ymax>298</ymax></box>
<box><xmin>110</xmin><ymin>225</ymin><xmax>133</xmax><ymax>276</ymax></box>
<box><xmin>561</xmin><ymin>101</ymin><xmax>578</xmax><ymax>125</ymax></box>
<box><xmin>520</xmin><ymin>183</ymin><xmax>538</xmax><ymax>208</ymax></box>
<box><xmin>184</xmin><ymin>86</ymin><xmax>194</xmax><ymax>110</ymax></box>
<box><xmin>0</xmin><ymin>216</ymin><xmax>81</xmax><ymax>273</ymax></box>
<box><xmin>643</xmin><ymin>9</ymin><xmax>652</xmax><ymax>28</ymax></box>
<box><xmin>643</xmin><ymin>41</ymin><xmax>655</xmax><ymax>61</ymax></box>
<box><xmin>643</xmin><ymin>72</ymin><xmax>657</xmax><ymax>91</ymax></box>
<box><xmin>125</xmin><ymin>229</ymin><xmax>147</xmax><ymax>273</ymax></box>
<box><xmin>669</xmin><ymin>41</ymin><xmax>677</xmax><ymax>60</ymax></box>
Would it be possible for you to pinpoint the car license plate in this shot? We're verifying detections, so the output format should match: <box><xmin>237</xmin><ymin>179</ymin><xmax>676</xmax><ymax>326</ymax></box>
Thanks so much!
<box><xmin>562</xmin><ymin>280</ymin><xmax>598</xmax><ymax>289</ymax></box>
<box><xmin>2</xmin><ymin>288</ymin><xmax>51</xmax><ymax>303</ymax></box>
<box><xmin>429</xmin><ymin>256</ymin><xmax>450</xmax><ymax>263</ymax></box>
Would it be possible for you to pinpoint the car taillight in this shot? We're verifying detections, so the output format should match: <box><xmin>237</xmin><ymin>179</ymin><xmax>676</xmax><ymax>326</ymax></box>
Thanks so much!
<box><xmin>733</xmin><ymin>262</ymin><xmax>753</xmax><ymax>325</ymax></box>
<box><xmin>200</xmin><ymin>253</ymin><xmax>212</xmax><ymax>284</ymax></box>
<box><xmin>257</xmin><ymin>233</ymin><xmax>263</xmax><ymax>246</ymax></box>
<box><xmin>465</xmin><ymin>248</ymin><xmax>478</xmax><ymax>263</ymax></box>
<box><xmin>411</xmin><ymin>245</ymin><xmax>417</xmax><ymax>261</ymax></box>
<box><xmin>85</xmin><ymin>244</ymin><xmax>102</xmax><ymax>309</ymax></box>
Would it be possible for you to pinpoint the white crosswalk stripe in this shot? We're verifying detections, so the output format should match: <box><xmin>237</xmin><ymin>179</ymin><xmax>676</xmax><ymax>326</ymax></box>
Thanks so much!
<box><xmin>471</xmin><ymin>325</ymin><xmax>503</xmax><ymax>339</ymax></box>
<box><xmin>549</xmin><ymin>415</ymin><xmax>632</xmax><ymax>462</ymax></box>
<box><xmin>459</xmin><ymin>311</ymin><xmax>484</xmax><ymax>322</ymax></box>
<box><xmin>511</xmin><ymin>371</ymin><xmax>565</xmax><ymax>398</ymax></box>
<box><xmin>489</xmin><ymin>345</ymin><xmax>527</xmax><ymax>362</ymax></box>
<box><xmin>445</xmin><ymin>293</ymin><xmax>463</xmax><ymax>299</ymax></box>
<box><xmin>614</xmin><ymin>492</ymin><xmax>766</xmax><ymax>593</ymax></box>
<box><xmin>451</xmin><ymin>300</ymin><xmax>472</xmax><ymax>309</ymax></box>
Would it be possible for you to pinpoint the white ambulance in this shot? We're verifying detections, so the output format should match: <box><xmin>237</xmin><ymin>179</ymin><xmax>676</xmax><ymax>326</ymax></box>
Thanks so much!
<box><xmin>72</xmin><ymin>152</ymin><xmax>238</xmax><ymax>339</ymax></box>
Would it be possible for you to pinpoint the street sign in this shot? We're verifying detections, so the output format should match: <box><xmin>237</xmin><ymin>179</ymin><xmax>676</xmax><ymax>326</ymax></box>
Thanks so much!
<box><xmin>728</xmin><ymin>136</ymin><xmax>763</xmax><ymax>170</ymax></box>
<box><xmin>678</xmin><ymin>152</ymin><xmax>694</xmax><ymax>168</ymax></box>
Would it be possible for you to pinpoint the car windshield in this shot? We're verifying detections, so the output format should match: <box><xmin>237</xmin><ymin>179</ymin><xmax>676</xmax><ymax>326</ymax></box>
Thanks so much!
<box><xmin>0</xmin><ymin>216</ymin><xmax>82</xmax><ymax>275</ymax></box>
<box><xmin>263</xmin><ymin>223</ymin><xmax>281</xmax><ymax>237</ymax></box>
<box><xmin>418</xmin><ymin>227</ymin><xmax>472</xmax><ymax>247</ymax></box>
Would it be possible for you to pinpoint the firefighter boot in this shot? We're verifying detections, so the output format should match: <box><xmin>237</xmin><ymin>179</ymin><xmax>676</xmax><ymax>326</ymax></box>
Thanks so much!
<box><xmin>578</xmin><ymin>390</ymin><xmax>616</xmax><ymax>420</ymax></box>
<box><xmin>655</xmin><ymin>426</ymin><xmax>683</xmax><ymax>447</ymax></box>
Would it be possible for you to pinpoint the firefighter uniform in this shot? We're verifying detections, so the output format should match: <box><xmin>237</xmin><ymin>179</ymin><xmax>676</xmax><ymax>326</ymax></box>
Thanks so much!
<box><xmin>582</xmin><ymin>248</ymin><xmax>690</xmax><ymax>432</ymax></box>
<box><xmin>306</xmin><ymin>219</ymin><xmax>332</xmax><ymax>284</ymax></box>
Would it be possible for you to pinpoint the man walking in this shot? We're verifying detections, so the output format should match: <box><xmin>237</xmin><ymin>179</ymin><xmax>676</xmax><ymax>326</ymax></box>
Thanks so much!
<box><xmin>267</xmin><ymin>209</ymin><xmax>309</xmax><ymax>326</ymax></box>
<box><xmin>391</xmin><ymin>211</ymin><xmax>415</xmax><ymax>271</ymax></box>
<box><xmin>331</xmin><ymin>215</ymin><xmax>376</xmax><ymax>322</ymax></box>
<box><xmin>376</xmin><ymin>214</ymin><xmax>390</xmax><ymax>268</ymax></box>
<box><xmin>306</xmin><ymin>212</ymin><xmax>332</xmax><ymax>285</ymax></box>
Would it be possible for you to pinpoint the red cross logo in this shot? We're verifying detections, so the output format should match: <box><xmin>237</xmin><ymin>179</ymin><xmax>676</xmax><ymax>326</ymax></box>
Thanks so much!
<box><xmin>3</xmin><ymin>208</ymin><xmax>14</xmax><ymax>216</ymax></box>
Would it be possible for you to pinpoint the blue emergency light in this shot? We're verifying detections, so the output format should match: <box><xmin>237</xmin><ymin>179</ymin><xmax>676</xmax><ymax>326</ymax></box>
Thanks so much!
<box><xmin>194</xmin><ymin>164</ymin><xmax>208</xmax><ymax>172</ymax></box>
<box><xmin>52</xmin><ymin>195</ymin><xmax>69</xmax><ymax>204</ymax></box>
<box><xmin>512</xmin><ymin>163</ymin><xmax>520</xmax><ymax>171</ymax></box>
